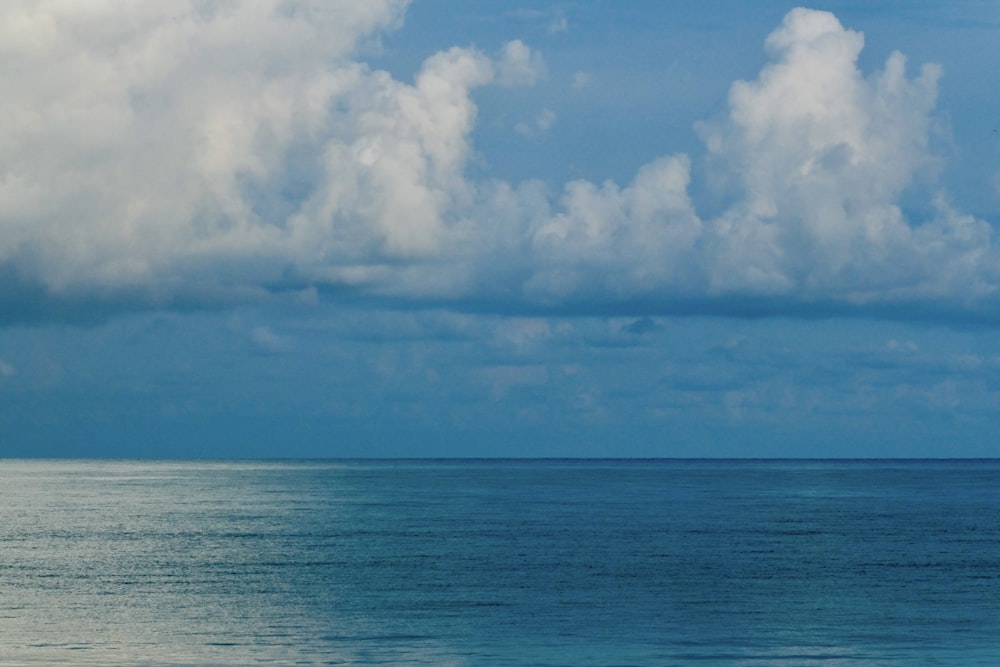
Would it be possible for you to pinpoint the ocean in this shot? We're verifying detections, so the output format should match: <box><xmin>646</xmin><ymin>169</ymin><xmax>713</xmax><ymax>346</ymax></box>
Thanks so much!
<box><xmin>1</xmin><ymin>459</ymin><xmax>998</xmax><ymax>665</ymax></box>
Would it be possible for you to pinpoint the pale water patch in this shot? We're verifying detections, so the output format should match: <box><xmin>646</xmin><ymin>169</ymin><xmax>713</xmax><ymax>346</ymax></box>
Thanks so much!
<box><xmin>1</xmin><ymin>459</ymin><xmax>998</xmax><ymax>665</ymax></box>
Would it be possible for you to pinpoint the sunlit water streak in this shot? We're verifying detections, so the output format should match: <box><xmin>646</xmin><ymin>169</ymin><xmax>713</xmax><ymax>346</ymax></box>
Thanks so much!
<box><xmin>1</xmin><ymin>459</ymin><xmax>998</xmax><ymax>665</ymax></box>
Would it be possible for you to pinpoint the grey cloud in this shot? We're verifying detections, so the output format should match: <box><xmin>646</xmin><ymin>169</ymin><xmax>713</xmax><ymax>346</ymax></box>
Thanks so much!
<box><xmin>621</xmin><ymin>317</ymin><xmax>658</xmax><ymax>336</ymax></box>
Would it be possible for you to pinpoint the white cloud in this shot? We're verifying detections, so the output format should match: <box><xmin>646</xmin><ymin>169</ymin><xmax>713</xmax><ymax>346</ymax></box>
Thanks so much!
<box><xmin>527</xmin><ymin>155</ymin><xmax>702</xmax><ymax>300</ymax></box>
<box><xmin>0</xmin><ymin>0</ymin><xmax>522</xmax><ymax>296</ymax></box>
<box><xmin>0</xmin><ymin>0</ymin><xmax>411</xmax><ymax>295</ymax></box>
<box><xmin>512</xmin><ymin>7</ymin><xmax>999</xmax><ymax>309</ymax></box>
<box><xmin>495</xmin><ymin>40</ymin><xmax>546</xmax><ymax>87</ymax></box>
<box><xmin>696</xmin><ymin>8</ymin><xmax>949</xmax><ymax>298</ymax></box>
<box><xmin>0</xmin><ymin>4</ymin><xmax>997</xmax><ymax>322</ymax></box>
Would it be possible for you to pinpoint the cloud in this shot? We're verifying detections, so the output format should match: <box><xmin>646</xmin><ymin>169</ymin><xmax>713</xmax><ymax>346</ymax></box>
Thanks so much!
<box><xmin>249</xmin><ymin>325</ymin><xmax>289</xmax><ymax>353</ymax></box>
<box><xmin>571</xmin><ymin>71</ymin><xmax>594</xmax><ymax>90</ymax></box>
<box><xmin>621</xmin><ymin>317</ymin><xmax>658</xmax><ymax>336</ymax></box>
<box><xmin>477</xmin><ymin>364</ymin><xmax>549</xmax><ymax>401</ymax></box>
<box><xmin>526</xmin><ymin>155</ymin><xmax>703</xmax><ymax>300</ymax></box>
<box><xmin>0</xmin><ymin>4</ymin><xmax>997</xmax><ymax>324</ymax></box>
<box><xmin>0</xmin><ymin>0</ymin><xmax>542</xmax><ymax>315</ymax></box>
<box><xmin>503</xmin><ymin>8</ymin><xmax>568</xmax><ymax>36</ymax></box>
<box><xmin>508</xmin><ymin>7</ymin><xmax>998</xmax><ymax>314</ymax></box>
<box><xmin>1</xmin><ymin>0</ymin><xmax>407</xmax><ymax>295</ymax></box>
<box><xmin>696</xmin><ymin>8</ymin><xmax>951</xmax><ymax>297</ymax></box>
<box><xmin>495</xmin><ymin>40</ymin><xmax>546</xmax><ymax>87</ymax></box>
<box><xmin>514</xmin><ymin>109</ymin><xmax>556</xmax><ymax>136</ymax></box>
<box><xmin>547</xmin><ymin>15</ymin><xmax>569</xmax><ymax>35</ymax></box>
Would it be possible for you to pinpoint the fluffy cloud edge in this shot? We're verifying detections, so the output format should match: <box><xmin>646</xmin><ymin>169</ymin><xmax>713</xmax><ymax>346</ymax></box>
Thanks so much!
<box><xmin>0</xmin><ymin>3</ymin><xmax>997</xmax><ymax>325</ymax></box>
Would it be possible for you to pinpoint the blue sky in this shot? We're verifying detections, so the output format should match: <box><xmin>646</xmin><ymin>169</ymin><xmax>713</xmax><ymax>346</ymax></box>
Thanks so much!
<box><xmin>1</xmin><ymin>1</ymin><xmax>999</xmax><ymax>457</ymax></box>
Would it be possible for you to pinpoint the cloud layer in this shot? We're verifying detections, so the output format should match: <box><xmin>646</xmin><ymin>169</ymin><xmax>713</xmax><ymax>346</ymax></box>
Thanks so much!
<box><xmin>1</xmin><ymin>3</ymin><xmax>996</xmax><ymax>321</ymax></box>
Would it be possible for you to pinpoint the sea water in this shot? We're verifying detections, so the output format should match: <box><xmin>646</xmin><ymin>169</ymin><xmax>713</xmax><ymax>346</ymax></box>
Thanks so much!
<box><xmin>1</xmin><ymin>459</ymin><xmax>998</xmax><ymax>665</ymax></box>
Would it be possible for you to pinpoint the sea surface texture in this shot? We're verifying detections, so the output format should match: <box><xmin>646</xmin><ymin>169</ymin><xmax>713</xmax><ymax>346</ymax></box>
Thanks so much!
<box><xmin>1</xmin><ymin>459</ymin><xmax>998</xmax><ymax>666</ymax></box>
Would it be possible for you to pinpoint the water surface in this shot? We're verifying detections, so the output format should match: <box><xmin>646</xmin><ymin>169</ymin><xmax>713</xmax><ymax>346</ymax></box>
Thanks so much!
<box><xmin>1</xmin><ymin>459</ymin><xmax>998</xmax><ymax>665</ymax></box>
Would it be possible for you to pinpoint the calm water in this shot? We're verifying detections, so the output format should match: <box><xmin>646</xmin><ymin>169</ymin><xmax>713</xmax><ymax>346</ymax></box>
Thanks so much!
<box><xmin>1</xmin><ymin>459</ymin><xmax>998</xmax><ymax>665</ymax></box>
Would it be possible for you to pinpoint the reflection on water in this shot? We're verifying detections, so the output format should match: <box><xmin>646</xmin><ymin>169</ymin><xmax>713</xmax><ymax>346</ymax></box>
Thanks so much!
<box><xmin>1</xmin><ymin>459</ymin><xmax>999</xmax><ymax>665</ymax></box>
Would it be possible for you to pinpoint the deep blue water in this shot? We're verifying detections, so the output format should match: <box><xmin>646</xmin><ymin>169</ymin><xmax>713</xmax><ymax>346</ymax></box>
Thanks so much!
<box><xmin>1</xmin><ymin>459</ymin><xmax>999</xmax><ymax>665</ymax></box>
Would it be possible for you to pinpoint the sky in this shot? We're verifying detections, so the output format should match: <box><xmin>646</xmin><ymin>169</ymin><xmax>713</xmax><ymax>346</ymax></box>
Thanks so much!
<box><xmin>1</xmin><ymin>0</ymin><xmax>1000</xmax><ymax>458</ymax></box>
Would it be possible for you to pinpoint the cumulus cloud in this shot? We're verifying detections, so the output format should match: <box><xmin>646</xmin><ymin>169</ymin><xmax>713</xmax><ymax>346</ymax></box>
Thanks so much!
<box><xmin>512</xmin><ymin>7</ymin><xmax>998</xmax><ymax>311</ymax></box>
<box><xmin>697</xmin><ymin>8</ymin><xmax>951</xmax><ymax>298</ymax></box>
<box><xmin>0</xmin><ymin>0</ymin><xmax>535</xmax><ymax>306</ymax></box>
<box><xmin>2</xmin><ymin>1</ymin><xmax>381</xmax><ymax>296</ymax></box>
<box><xmin>527</xmin><ymin>155</ymin><xmax>703</xmax><ymax>300</ymax></box>
<box><xmin>1</xmin><ymin>3</ymin><xmax>997</xmax><ymax>323</ymax></box>
<box><xmin>495</xmin><ymin>40</ymin><xmax>546</xmax><ymax>87</ymax></box>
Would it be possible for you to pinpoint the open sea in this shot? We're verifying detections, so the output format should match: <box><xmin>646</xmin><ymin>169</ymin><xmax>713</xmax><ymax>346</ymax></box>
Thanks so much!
<box><xmin>1</xmin><ymin>459</ymin><xmax>998</xmax><ymax>666</ymax></box>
